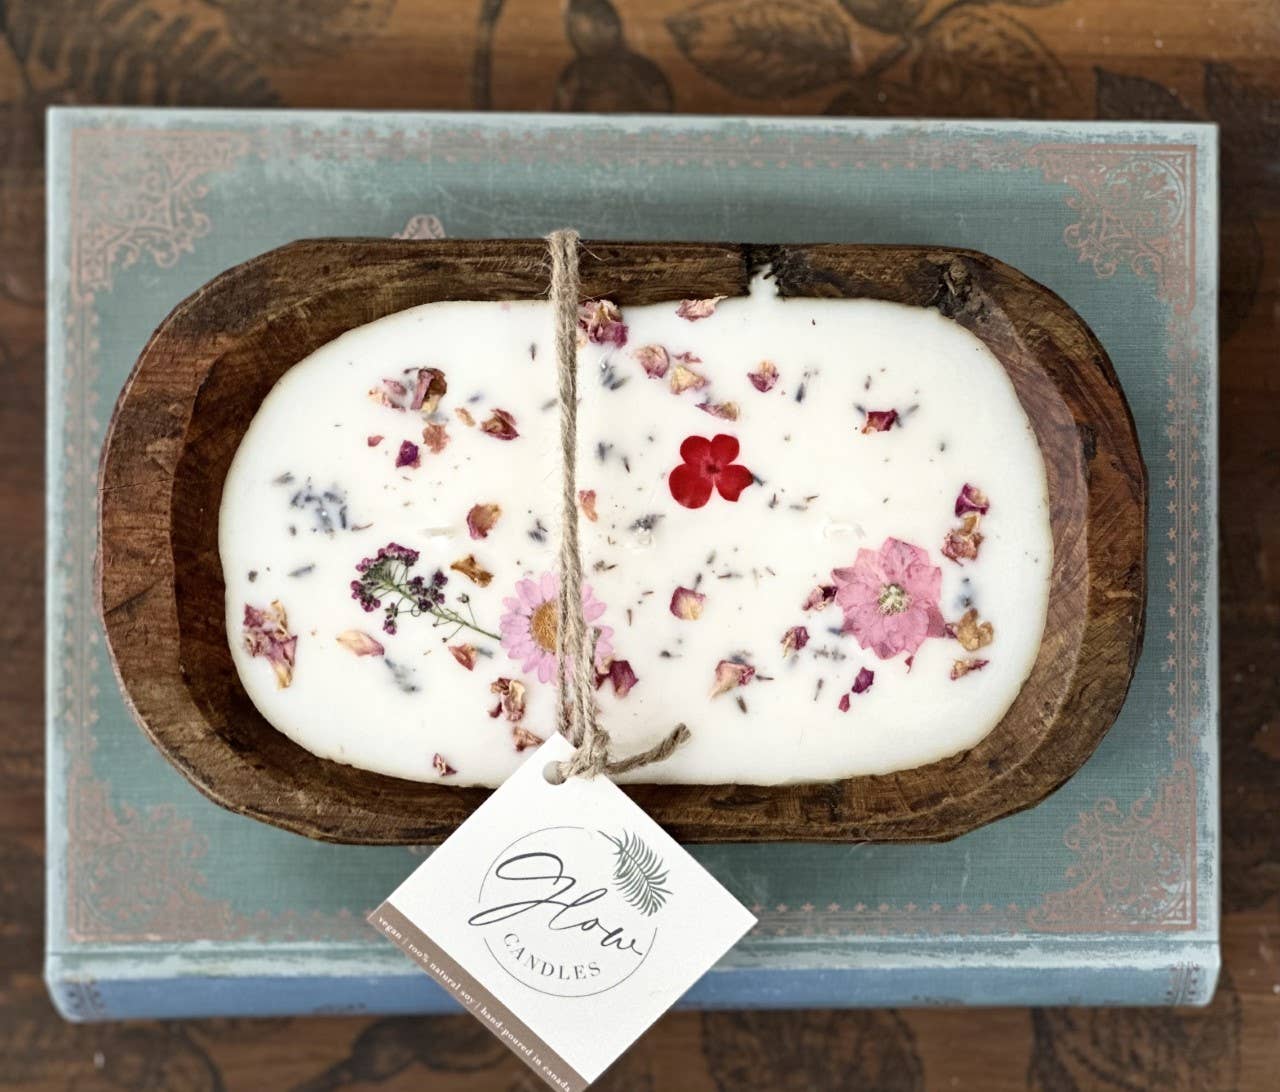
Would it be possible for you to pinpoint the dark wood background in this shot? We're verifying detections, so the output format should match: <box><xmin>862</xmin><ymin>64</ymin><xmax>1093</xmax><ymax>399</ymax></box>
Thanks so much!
<box><xmin>1</xmin><ymin>0</ymin><xmax>1275</xmax><ymax>1088</ymax></box>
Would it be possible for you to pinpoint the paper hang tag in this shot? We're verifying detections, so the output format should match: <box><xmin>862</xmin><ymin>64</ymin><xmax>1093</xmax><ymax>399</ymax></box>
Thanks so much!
<box><xmin>368</xmin><ymin>733</ymin><xmax>755</xmax><ymax>1091</ymax></box>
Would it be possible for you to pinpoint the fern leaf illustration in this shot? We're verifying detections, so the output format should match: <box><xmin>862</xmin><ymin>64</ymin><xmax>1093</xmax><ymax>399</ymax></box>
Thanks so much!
<box><xmin>601</xmin><ymin>830</ymin><xmax>671</xmax><ymax>917</ymax></box>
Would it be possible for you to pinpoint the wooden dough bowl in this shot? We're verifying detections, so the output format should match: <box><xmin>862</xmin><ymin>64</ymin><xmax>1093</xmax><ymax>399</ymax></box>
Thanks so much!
<box><xmin>98</xmin><ymin>240</ymin><xmax>1146</xmax><ymax>845</ymax></box>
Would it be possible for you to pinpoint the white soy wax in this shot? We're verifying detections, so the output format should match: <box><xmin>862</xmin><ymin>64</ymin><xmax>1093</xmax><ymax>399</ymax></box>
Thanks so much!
<box><xmin>220</xmin><ymin>275</ymin><xmax>1051</xmax><ymax>786</ymax></box>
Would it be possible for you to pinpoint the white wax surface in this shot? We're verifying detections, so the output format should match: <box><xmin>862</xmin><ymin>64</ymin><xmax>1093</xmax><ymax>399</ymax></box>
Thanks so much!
<box><xmin>220</xmin><ymin>276</ymin><xmax>1051</xmax><ymax>786</ymax></box>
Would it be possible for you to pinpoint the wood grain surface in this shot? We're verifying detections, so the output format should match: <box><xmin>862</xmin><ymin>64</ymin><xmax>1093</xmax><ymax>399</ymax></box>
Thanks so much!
<box><xmin>2</xmin><ymin>0</ymin><xmax>1277</xmax><ymax>1088</ymax></box>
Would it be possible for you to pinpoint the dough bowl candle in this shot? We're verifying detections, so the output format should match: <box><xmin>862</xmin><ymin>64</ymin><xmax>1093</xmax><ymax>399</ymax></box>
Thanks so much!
<box><xmin>98</xmin><ymin>240</ymin><xmax>1145</xmax><ymax>843</ymax></box>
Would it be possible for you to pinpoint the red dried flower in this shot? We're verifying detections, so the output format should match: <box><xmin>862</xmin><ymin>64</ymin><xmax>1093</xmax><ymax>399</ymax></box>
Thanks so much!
<box><xmin>578</xmin><ymin>489</ymin><xmax>598</xmax><ymax>522</ymax></box>
<box><xmin>861</xmin><ymin>409</ymin><xmax>899</xmax><ymax>434</ymax></box>
<box><xmin>955</xmin><ymin>483</ymin><xmax>990</xmax><ymax>517</ymax></box>
<box><xmin>781</xmin><ymin>625</ymin><xmax>809</xmax><ymax>657</ymax></box>
<box><xmin>448</xmin><ymin>643</ymin><xmax>477</xmax><ymax>670</ymax></box>
<box><xmin>748</xmin><ymin>361</ymin><xmax>779</xmax><ymax>393</ymax></box>
<box><xmin>367</xmin><ymin>434</ymin><xmax>384</xmax><ymax>447</ymax></box>
<box><xmin>395</xmin><ymin>440</ymin><xmax>420</xmax><ymax>469</ymax></box>
<box><xmin>670</xmin><ymin>586</ymin><xmax>706</xmax><ymax>620</ymax></box>
<box><xmin>480</xmin><ymin>408</ymin><xmax>519</xmax><ymax>441</ymax></box>
<box><xmin>851</xmin><ymin>666</ymin><xmax>875</xmax><ymax>694</ymax></box>
<box><xmin>409</xmin><ymin>367</ymin><xmax>447</xmax><ymax>413</ymax></box>
<box><xmin>595</xmin><ymin>658</ymin><xmax>639</xmax><ymax>698</ymax></box>
<box><xmin>668</xmin><ymin>434</ymin><xmax>754</xmax><ymax>509</ymax></box>
<box><xmin>941</xmin><ymin>514</ymin><xmax>985</xmax><ymax>565</ymax></box>
<box><xmin>578</xmin><ymin>300</ymin><xmax>628</xmax><ymax>347</ymax></box>
<box><xmin>433</xmin><ymin>752</ymin><xmax>456</xmax><ymax>777</ymax></box>
<box><xmin>466</xmin><ymin>503</ymin><xmax>502</xmax><ymax>540</ymax></box>
<box><xmin>634</xmin><ymin>344</ymin><xmax>669</xmax><ymax>379</ymax></box>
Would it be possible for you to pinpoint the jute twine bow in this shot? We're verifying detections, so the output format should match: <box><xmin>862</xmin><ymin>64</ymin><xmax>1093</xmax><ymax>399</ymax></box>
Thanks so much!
<box><xmin>546</xmin><ymin>229</ymin><xmax>691</xmax><ymax>783</ymax></box>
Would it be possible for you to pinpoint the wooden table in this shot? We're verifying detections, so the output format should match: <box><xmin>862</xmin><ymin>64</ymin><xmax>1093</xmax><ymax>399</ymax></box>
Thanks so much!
<box><xmin>1</xmin><ymin>1</ymin><xmax>1275</xmax><ymax>1087</ymax></box>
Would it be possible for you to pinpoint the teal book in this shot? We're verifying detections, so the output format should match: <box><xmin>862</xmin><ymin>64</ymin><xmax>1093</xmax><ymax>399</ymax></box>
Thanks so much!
<box><xmin>46</xmin><ymin>108</ymin><xmax>1219</xmax><ymax>1019</ymax></box>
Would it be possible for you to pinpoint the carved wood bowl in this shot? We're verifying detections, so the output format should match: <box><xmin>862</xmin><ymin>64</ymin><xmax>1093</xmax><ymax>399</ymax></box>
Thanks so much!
<box><xmin>98</xmin><ymin>240</ymin><xmax>1146</xmax><ymax>844</ymax></box>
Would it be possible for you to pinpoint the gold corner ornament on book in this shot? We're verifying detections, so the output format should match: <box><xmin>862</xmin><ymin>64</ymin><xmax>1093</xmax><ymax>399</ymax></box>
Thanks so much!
<box><xmin>368</xmin><ymin>734</ymin><xmax>756</xmax><ymax>1090</ymax></box>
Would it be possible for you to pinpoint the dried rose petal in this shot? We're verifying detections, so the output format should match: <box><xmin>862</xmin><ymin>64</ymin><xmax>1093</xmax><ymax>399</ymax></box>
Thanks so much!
<box><xmin>634</xmin><ymin>344</ymin><xmax>670</xmax><ymax>379</ymax></box>
<box><xmin>466</xmin><ymin>502</ymin><xmax>502</xmax><ymax>540</ymax></box>
<box><xmin>368</xmin><ymin>378</ymin><xmax>409</xmax><ymax>410</ymax></box>
<box><xmin>578</xmin><ymin>489</ymin><xmax>598</xmax><ymax>522</ymax></box>
<box><xmin>336</xmin><ymin>629</ymin><xmax>385</xmax><ymax>657</ymax></box>
<box><xmin>781</xmin><ymin>625</ymin><xmax>810</xmax><ymax>657</ymax></box>
<box><xmin>450</xmin><ymin>554</ymin><xmax>493</xmax><ymax>587</ymax></box>
<box><xmin>669</xmin><ymin>363</ymin><xmax>709</xmax><ymax>394</ymax></box>
<box><xmin>480</xmin><ymin>408</ymin><xmax>519</xmax><ymax>441</ymax></box>
<box><xmin>697</xmin><ymin>400</ymin><xmax>740</xmax><ymax>421</ymax></box>
<box><xmin>367</xmin><ymin>434</ymin><xmax>384</xmax><ymax>447</ymax></box>
<box><xmin>953</xmin><ymin>608</ymin><xmax>994</xmax><ymax>651</ymax></box>
<box><xmin>409</xmin><ymin>367</ymin><xmax>447</xmax><ymax>413</ymax></box>
<box><xmin>670</xmin><ymin>586</ymin><xmax>706</xmax><ymax>621</ymax></box>
<box><xmin>422</xmin><ymin>422</ymin><xmax>450</xmax><ymax>454</ymax></box>
<box><xmin>955</xmin><ymin>483</ymin><xmax>990</xmax><ymax>517</ymax></box>
<box><xmin>455</xmin><ymin>407</ymin><xmax>476</xmax><ymax>427</ymax></box>
<box><xmin>448</xmin><ymin>643</ymin><xmax>477</xmax><ymax>670</ymax></box>
<box><xmin>595</xmin><ymin>658</ymin><xmax>639</xmax><ymax>698</ymax></box>
<box><xmin>578</xmin><ymin>299</ymin><xmax>628</xmax><ymax>347</ymax></box>
<box><xmin>489</xmin><ymin>677</ymin><xmax>528</xmax><ymax>722</ymax></box>
<box><xmin>676</xmin><ymin>295</ymin><xmax>726</xmax><ymax>321</ymax></box>
<box><xmin>433</xmin><ymin>752</ymin><xmax>456</xmax><ymax>777</ymax></box>
<box><xmin>837</xmin><ymin>692</ymin><xmax>851</xmax><ymax>713</ymax></box>
<box><xmin>951</xmin><ymin>658</ymin><xmax>990</xmax><ymax>680</ymax></box>
<box><xmin>851</xmin><ymin>666</ymin><xmax>875</xmax><ymax>694</ymax></box>
<box><xmin>710</xmin><ymin>659</ymin><xmax>755</xmax><ymax>698</ymax></box>
<box><xmin>861</xmin><ymin>409</ymin><xmax>899</xmax><ymax>434</ymax></box>
<box><xmin>748</xmin><ymin>360</ymin><xmax>779</xmax><ymax>393</ymax></box>
<box><xmin>395</xmin><ymin>440</ymin><xmax>420</xmax><ymax>469</ymax></box>
<box><xmin>512</xmin><ymin>726</ymin><xmax>545</xmax><ymax>752</ymax></box>
<box><xmin>801</xmin><ymin>584</ymin><xmax>837</xmax><ymax>612</ymax></box>
<box><xmin>243</xmin><ymin>601</ymin><xmax>297</xmax><ymax>687</ymax></box>
<box><xmin>942</xmin><ymin>513</ymin><xmax>985</xmax><ymax>564</ymax></box>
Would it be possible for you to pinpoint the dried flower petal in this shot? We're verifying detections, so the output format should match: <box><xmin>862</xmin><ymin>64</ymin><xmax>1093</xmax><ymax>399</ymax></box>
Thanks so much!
<box><xmin>512</xmin><ymin>726</ymin><xmax>545</xmax><ymax>752</ymax></box>
<box><xmin>861</xmin><ymin>409</ymin><xmax>899</xmax><ymax>434</ymax></box>
<box><xmin>634</xmin><ymin>344</ymin><xmax>670</xmax><ymax>379</ymax></box>
<box><xmin>676</xmin><ymin>295</ymin><xmax>726</xmax><ymax>321</ymax></box>
<box><xmin>395</xmin><ymin>440</ymin><xmax>420</xmax><ymax>469</ymax></box>
<box><xmin>422</xmin><ymin>422</ymin><xmax>450</xmax><ymax>454</ymax></box>
<box><xmin>953</xmin><ymin>608</ymin><xmax>994</xmax><ymax>651</ymax></box>
<box><xmin>433</xmin><ymin>752</ymin><xmax>456</xmax><ymax>777</ymax></box>
<box><xmin>710</xmin><ymin>659</ymin><xmax>755</xmax><ymax>698</ymax></box>
<box><xmin>596</xmin><ymin>657</ymin><xmax>639</xmax><ymax>698</ymax></box>
<box><xmin>955</xmin><ymin>483</ymin><xmax>990</xmax><ymax>517</ymax></box>
<box><xmin>781</xmin><ymin>625</ymin><xmax>809</xmax><ymax>657</ymax></box>
<box><xmin>851</xmin><ymin>666</ymin><xmax>875</xmax><ymax>694</ymax></box>
<box><xmin>367</xmin><ymin>434</ymin><xmax>384</xmax><ymax>447</ymax></box>
<box><xmin>801</xmin><ymin>584</ymin><xmax>837</xmax><ymax>612</ymax></box>
<box><xmin>578</xmin><ymin>299</ymin><xmax>628</xmax><ymax>347</ymax></box>
<box><xmin>670</xmin><ymin>586</ymin><xmax>706</xmax><ymax>620</ymax></box>
<box><xmin>480</xmin><ymin>408</ymin><xmax>519</xmax><ymax>441</ymax></box>
<box><xmin>488</xmin><ymin>677</ymin><xmax>528</xmax><ymax>722</ymax></box>
<box><xmin>748</xmin><ymin>360</ymin><xmax>779</xmax><ymax>393</ymax></box>
<box><xmin>942</xmin><ymin>514</ymin><xmax>985</xmax><ymax>564</ymax></box>
<box><xmin>455</xmin><ymin>407</ymin><xmax>476</xmax><ymax>427</ymax></box>
<box><xmin>448</xmin><ymin>643</ymin><xmax>477</xmax><ymax>670</ymax></box>
<box><xmin>837</xmin><ymin>693</ymin><xmax>851</xmax><ymax>713</ymax></box>
<box><xmin>450</xmin><ymin>554</ymin><xmax>493</xmax><ymax>587</ymax></box>
<box><xmin>368</xmin><ymin>378</ymin><xmax>409</xmax><ymax>410</ymax></box>
<box><xmin>697</xmin><ymin>400</ymin><xmax>740</xmax><ymax>421</ymax></box>
<box><xmin>578</xmin><ymin>489</ymin><xmax>598</xmax><ymax>522</ymax></box>
<box><xmin>669</xmin><ymin>363</ymin><xmax>709</xmax><ymax>394</ymax></box>
<box><xmin>466</xmin><ymin>502</ymin><xmax>502</xmax><ymax>540</ymax></box>
<box><xmin>409</xmin><ymin>367</ymin><xmax>447</xmax><ymax>413</ymax></box>
<box><xmin>336</xmin><ymin>629</ymin><xmax>385</xmax><ymax>657</ymax></box>
<box><xmin>243</xmin><ymin>601</ymin><xmax>297</xmax><ymax>687</ymax></box>
<box><xmin>951</xmin><ymin>658</ymin><xmax>990</xmax><ymax>680</ymax></box>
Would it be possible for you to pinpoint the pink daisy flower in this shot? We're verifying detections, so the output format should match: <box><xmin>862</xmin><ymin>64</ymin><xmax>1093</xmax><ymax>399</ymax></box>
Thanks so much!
<box><xmin>832</xmin><ymin>538</ymin><xmax>947</xmax><ymax>661</ymax></box>
<box><xmin>500</xmin><ymin>572</ymin><xmax>614</xmax><ymax>683</ymax></box>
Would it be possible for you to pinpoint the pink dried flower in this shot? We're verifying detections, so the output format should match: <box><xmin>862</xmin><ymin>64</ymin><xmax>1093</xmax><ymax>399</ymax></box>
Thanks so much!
<box><xmin>336</xmin><ymin>629</ymin><xmax>385</xmax><ymax>657</ymax></box>
<box><xmin>455</xmin><ymin>407</ymin><xmax>475</xmax><ymax>427</ymax></box>
<box><xmin>368</xmin><ymin>378</ymin><xmax>409</xmax><ymax>410</ymax></box>
<box><xmin>951</xmin><ymin>658</ymin><xmax>990</xmax><ymax>680</ymax></box>
<box><xmin>832</xmin><ymin>537</ymin><xmax>947</xmax><ymax>661</ymax></box>
<box><xmin>489</xmin><ymin>677</ymin><xmax>528</xmax><ymax>722</ymax></box>
<box><xmin>710</xmin><ymin>659</ymin><xmax>755</xmax><ymax>698</ymax></box>
<box><xmin>955</xmin><ymin>483</ymin><xmax>990</xmax><ymax>517</ymax></box>
<box><xmin>941</xmin><ymin>514</ymin><xmax>985</xmax><ymax>565</ymax></box>
<box><xmin>861</xmin><ymin>409</ymin><xmax>899</xmax><ymax>434</ymax></box>
<box><xmin>596</xmin><ymin>658</ymin><xmax>639</xmax><ymax>698</ymax></box>
<box><xmin>242</xmin><ymin>601</ymin><xmax>297</xmax><ymax>687</ymax></box>
<box><xmin>512</xmin><ymin>726</ymin><xmax>545</xmax><ymax>752</ymax></box>
<box><xmin>480</xmin><ymin>408</ymin><xmax>519</xmax><ymax>441</ymax></box>
<box><xmin>466</xmin><ymin>503</ymin><xmax>502</xmax><ymax>540</ymax></box>
<box><xmin>499</xmin><ymin>572</ymin><xmax>613</xmax><ymax>684</ymax></box>
<box><xmin>670</xmin><ymin>586</ymin><xmax>706</xmax><ymax>620</ymax></box>
<box><xmin>422</xmin><ymin>422</ymin><xmax>450</xmax><ymax>453</ymax></box>
<box><xmin>837</xmin><ymin>693</ymin><xmax>851</xmax><ymax>713</ymax></box>
<box><xmin>669</xmin><ymin>363</ymin><xmax>709</xmax><ymax>394</ymax></box>
<box><xmin>409</xmin><ymin>367</ymin><xmax>447</xmax><ymax>413</ymax></box>
<box><xmin>697</xmin><ymin>400</ymin><xmax>740</xmax><ymax>421</ymax></box>
<box><xmin>367</xmin><ymin>434</ymin><xmax>384</xmax><ymax>447</ymax></box>
<box><xmin>748</xmin><ymin>360</ymin><xmax>779</xmax><ymax>392</ymax></box>
<box><xmin>578</xmin><ymin>490</ymin><xmax>598</xmax><ymax>522</ymax></box>
<box><xmin>634</xmin><ymin>344</ymin><xmax>670</xmax><ymax>379</ymax></box>
<box><xmin>781</xmin><ymin>625</ymin><xmax>809</xmax><ymax>657</ymax></box>
<box><xmin>395</xmin><ymin>440</ymin><xmax>420</xmax><ymax>468</ymax></box>
<box><xmin>578</xmin><ymin>299</ymin><xmax>628</xmax><ymax>347</ymax></box>
<box><xmin>851</xmin><ymin>666</ymin><xmax>875</xmax><ymax>694</ymax></box>
<box><xmin>433</xmin><ymin>752</ymin><xmax>456</xmax><ymax>777</ymax></box>
<box><xmin>801</xmin><ymin>584</ymin><xmax>837</xmax><ymax>612</ymax></box>
<box><xmin>676</xmin><ymin>295</ymin><xmax>726</xmax><ymax>321</ymax></box>
<box><xmin>448</xmin><ymin>643</ymin><xmax>477</xmax><ymax>670</ymax></box>
<box><xmin>450</xmin><ymin>554</ymin><xmax>493</xmax><ymax>587</ymax></box>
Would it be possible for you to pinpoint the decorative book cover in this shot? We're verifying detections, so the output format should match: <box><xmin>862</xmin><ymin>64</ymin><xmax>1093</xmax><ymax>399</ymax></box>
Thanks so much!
<box><xmin>46</xmin><ymin>108</ymin><xmax>1219</xmax><ymax>1019</ymax></box>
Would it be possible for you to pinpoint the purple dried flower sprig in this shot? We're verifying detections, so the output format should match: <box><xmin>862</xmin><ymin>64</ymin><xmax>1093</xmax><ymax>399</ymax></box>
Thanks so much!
<box><xmin>351</xmin><ymin>542</ymin><xmax>499</xmax><ymax>640</ymax></box>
